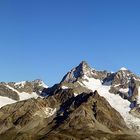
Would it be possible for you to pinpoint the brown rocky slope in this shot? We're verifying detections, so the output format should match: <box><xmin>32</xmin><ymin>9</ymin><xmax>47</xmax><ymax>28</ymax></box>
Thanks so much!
<box><xmin>0</xmin><ymin>85</ymin><xmax>139</xmax><ymax>140</ymax></box>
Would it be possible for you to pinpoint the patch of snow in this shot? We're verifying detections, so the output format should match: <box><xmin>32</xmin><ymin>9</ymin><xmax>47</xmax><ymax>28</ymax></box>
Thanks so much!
<box><xmin>7</xmin><ymin>84</ymin><xmax>40</xmax><ymax>101</ymax></box>
<box><xmin>44</xmin><ymin>107</ymin><xmax>56</xmax><ymax>117</ymax></box>
<box><xmin>61</xmin><ymin>86</ymin><xmax>69</xmax><ymax>89</ymax></box>
<box><xmin>34</xmin><ymin>107</ymin><xmax>56</xmax><ymax>118</ymax></box>
<box><xmin>80</xmin><ymin>77</ymin><xmax>140</xmax><ymax>129</ymax></box>
<box><xmin>120</xmin><ymin>67</ymin><xmax>128</xmax><ymax>71</ymax></box>
<box><xmin>74</xmin><ymin>93</ymin><xmax>78</xmax><ymax>97</ymax></box>
<box><xmin>19</xmin><ymin>92</ymin><xmax>38</xmax><ymax>101</ymax></box>
<box><xmin>137</xmin><ymin>87</ymin><xmax>140</xmax><ymax>104</ymax></box>
<box><xmin>0</xmin><ymin>85</ymin><xmax>40</xmax><ymax>108</ymax></box>
<box><xmin>119</xmin><ymin>88</ymin><xmax>129</xmax><ymax>93</ymax></box>
<box><xmin>0</xmin><ymin>96</ymin><xmax>16</xmax><ymax>108</ymax></box>
<box><xmin>82</xmin><ymin>75</ymin><xmax>101</xmax><ymax>86</ymax></box>
<box><xmin>6</xmin><ymin>84</ymin><xmax>40</xmax><ymax>101</ymax></box>
<box><xmin>6</xmin><ymin>85</ymin><xmax>38</xmax><ymax>100</ymax></box>
<box><xmin>0</xmin><ymin>91</ymin><xmax>39</xmax><ymax>108</ymax></box>
<box><xmin>113</xmin><ymin>84</ymin><xmax>121</xmax><ymax>87</ymax></box>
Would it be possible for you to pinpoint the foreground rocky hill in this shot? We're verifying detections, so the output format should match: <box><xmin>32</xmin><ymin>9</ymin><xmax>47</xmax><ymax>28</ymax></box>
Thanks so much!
<box><xmin>0</xmin><ymin>61</ymin><xmax>140</xmax><ymax>140</ymax></box>
<box><xmin>0</xmin><ymin>87</ymin><xmax>138</xmax><ymax>140</ymax></box>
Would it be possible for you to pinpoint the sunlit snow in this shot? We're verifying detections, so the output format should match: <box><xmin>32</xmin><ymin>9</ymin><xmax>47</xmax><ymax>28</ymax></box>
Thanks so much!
<box><xmin>0</xmin><ymin>96</ymin><xmax>16</xmax><ymax>108</ymax></box>
<box><xmin>0</xmin><ymin>85</ymin><xmax>39</xmax><ymax>108</ymax></box>
<box><xmin>61</xmin><ymin>86</ymin><xmax>69</xmax><ymax>89</ymax></box>
<box><xmin>119</xmin><ymin>88</ymin><xmax>129</xmax><ymax>93</ymax></box>
<box><xmin>81</xmin><ymin>76</ymin><xmax>140</xmax><ymax>129</ymax></box>
<box><xmin>137</xmin><ymin>87</ymin><xmax>140</xmax><ymax>104</ymax></box>
<box><xmin>120</xmin><ymin>67</ymin><xmax>128</xmax><ymax>71</ymax></box>
<box><xmin>34</xmin><ymin>107</ymin><xmax>56</xmax><ymax>118</ymax></box>
<box><xmin>18</xmin><ymin>92</ymin><xmax>38</xmax><ymax>101</ymax></box>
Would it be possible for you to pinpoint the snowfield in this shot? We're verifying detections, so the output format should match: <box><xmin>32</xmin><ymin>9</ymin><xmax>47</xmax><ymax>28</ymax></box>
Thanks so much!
<box><xmin>0</xmin><ymin>96</ymin><xmax>16</xmax><ymax>108</ymax></box>
<box><xmin>18</xmin><ymin>92</ymin><xmax>38</xmax><ymax>101</ymax></box>
<box><xmin>6</xmin><ymin>84</ymin><xmax>39</xmax><ymax>101</ymax></box>
<box><xmin>0</xmin><ymin>84</ymin><xmax>39</xmax><ymax>108</ymax></box>
<box><xmin>80</xmin><ymin>76</ymin><xmax>140</xmax><ymax>129</ymax></box>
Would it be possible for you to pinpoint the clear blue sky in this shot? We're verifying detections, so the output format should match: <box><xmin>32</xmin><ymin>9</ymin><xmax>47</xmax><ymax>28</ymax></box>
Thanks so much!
<box><xmin>0</xmin><ymin>0</ymin><xmax>140</xmax><ymax>86</ymax></box>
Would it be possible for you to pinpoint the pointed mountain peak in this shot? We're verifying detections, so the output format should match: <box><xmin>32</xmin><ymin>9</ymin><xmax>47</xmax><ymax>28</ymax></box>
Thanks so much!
<box><xmin>78</xmin><ymin>60</ymin><xmax>91</xmax><ymax>72</ymax></box>
<box><xmin>61</xmin><ymin>61</ymin><xmax>92</xmax><ymax>83</ymax></box>
<box><xmin>79</xmin><ymin>60</ymin><xmax>89</xmax><ymax>67</ymax></box>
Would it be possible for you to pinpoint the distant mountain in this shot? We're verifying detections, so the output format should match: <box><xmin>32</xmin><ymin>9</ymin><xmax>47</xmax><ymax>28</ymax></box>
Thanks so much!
<box><xmin>0</xmin><ymin>79</ymin><xmax>48</xmax><ymax>108</ymax></box>
<box><xmin>0</xmin><ymin>61</ymin><xmax>140</xmax><ymax>140</ymax></box>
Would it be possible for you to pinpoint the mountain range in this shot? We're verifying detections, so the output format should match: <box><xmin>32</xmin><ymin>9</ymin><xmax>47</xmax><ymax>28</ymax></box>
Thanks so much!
<box><xmin>0</xmin><ymin>61</ymin><xmax>140</xmax><ymax>140</ymax></box>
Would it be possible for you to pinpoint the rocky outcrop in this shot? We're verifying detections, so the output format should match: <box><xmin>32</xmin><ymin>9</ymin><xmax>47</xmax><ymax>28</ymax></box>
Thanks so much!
<box><xmin>0</xmin><ymin>83</ymin><xmax>19</xmax><ymax>100</ymax></box>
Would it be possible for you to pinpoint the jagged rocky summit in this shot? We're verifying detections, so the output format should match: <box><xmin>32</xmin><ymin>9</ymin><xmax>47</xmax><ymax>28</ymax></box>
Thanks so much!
<box><xmin>0</xmin><ymin>61</ymin><xmax>140</xmax><ymax>140</ymax></box>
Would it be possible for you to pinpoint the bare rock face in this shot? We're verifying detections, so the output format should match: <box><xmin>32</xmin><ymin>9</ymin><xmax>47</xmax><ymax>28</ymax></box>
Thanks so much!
<box><xmin>0</xmin><ymin>85</ymin><xmax>138</xmax><ymax>140</ymax></box>
<box><xmin>92</xmin><ymin>70</ymin><xmax>109</xmax><ymax>81</ymax></box>
<box><xmin>61</xmin><ymin>61</ymin><xmax>93</xmax><ymax>83</ymax></box>
<box><xmin>0</xmin><ymin>83</ymin><xmax>19</xmax><ymax>100</ymax></box>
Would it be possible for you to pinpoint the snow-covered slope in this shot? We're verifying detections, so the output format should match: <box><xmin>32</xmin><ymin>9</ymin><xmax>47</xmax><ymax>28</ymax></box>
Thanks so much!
<box><xmin>0</xmin><ymin>80</ymin><xmax>48</xmax><ymax>108</ymax></box>
<box><xmin>0</xmin><ymin>96</ymin><xmax>16</xmax><ymax>108</ymax></box>
<box><xmin>79</xmin><ymin>76</ymin><xmax>140</xmax><ymax>129</ymax></box>
<box><xmin>7</xmin><ymin>85</ymin><xmax>38</xmax><ymax>99</ymax></box>
<box><xmin>61</xmin><ymin>61</ymin><xmax>140</xmax><ymax>130</ymax></box>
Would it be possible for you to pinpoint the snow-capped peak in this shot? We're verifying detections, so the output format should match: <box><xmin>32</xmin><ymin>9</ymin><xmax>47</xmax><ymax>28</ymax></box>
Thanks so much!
<box><xmin>120</xmin><ymin>67</ymin><xmax>128</xmax><ymax>71</ymax></box>
<box><xmin>61</xmin><ymin>61</ymin><xmax>93</xmax><ymax>83</ymax></box>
